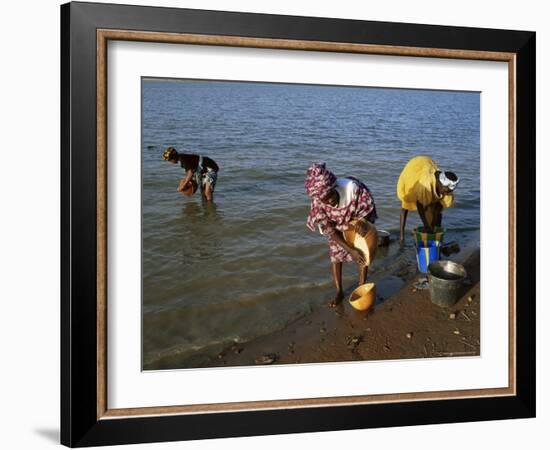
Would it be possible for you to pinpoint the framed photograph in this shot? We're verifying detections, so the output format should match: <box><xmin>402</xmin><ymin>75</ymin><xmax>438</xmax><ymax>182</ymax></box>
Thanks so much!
<box><xmin>61</xmin><ymin>1</ymin><xmax>535</xmax><ymax>447</ymax></box>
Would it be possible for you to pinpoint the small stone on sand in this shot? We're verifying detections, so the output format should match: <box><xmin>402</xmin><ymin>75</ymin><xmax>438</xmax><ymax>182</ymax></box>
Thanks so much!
<box><xmin>255</xmin><ymin>354</ymin><xmax>278</xmax><ymax>365</ymax></box>
<box><xmin>468</xmin><ymin>296</ymin><xmax>474</xmax><ymax>303</ymax></box>
<box><xmin>453</xmin><ymin>329</ymin><xmax>461</xmax><ymax>335</ymax></box>
<box><xmin>406</xmin><ymin>332</ymin><xmax>413</xmax><ymax>339</ymax></box>
<box><xmin>345</xmin><ymin>335</ymin><xmax>362</xmax><ymax>348</ymax></box>
<box><xmin>449</xmin><ymin>313</ymin><xmax>456</xmax><ymax>320</ymax></box>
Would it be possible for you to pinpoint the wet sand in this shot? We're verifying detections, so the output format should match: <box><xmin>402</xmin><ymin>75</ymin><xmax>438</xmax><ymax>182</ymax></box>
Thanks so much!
<box><xmin>204</xmin><ymin>248</ymin><xmax>480</xmax><ymax>368</ymax></box>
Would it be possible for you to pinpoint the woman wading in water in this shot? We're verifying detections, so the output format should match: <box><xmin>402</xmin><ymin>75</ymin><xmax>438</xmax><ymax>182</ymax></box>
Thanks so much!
<box><xmin>162</xmin><ymin>146</ymin><xmax>219</xmax><ymax>202</ymax></box>
<box><xmin>305</xmin><ymin>163</ymin><xmax>378</xmax><ymax>307</ymax></box>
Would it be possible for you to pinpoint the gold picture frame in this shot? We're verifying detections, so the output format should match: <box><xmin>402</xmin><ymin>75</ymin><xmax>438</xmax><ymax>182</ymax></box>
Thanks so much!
<box><xmin>62</xmin><ymin>2</ymin><xmax>535</xmax><ymax>446</ymax></box>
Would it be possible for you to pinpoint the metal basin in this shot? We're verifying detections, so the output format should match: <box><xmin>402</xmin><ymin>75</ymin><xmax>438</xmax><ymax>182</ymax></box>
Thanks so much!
<box><xmin>377</xmin><ymin>230</ymin><xmax>390</xmax><ymax>247</ymax></box>
<box><xmin>428</xmin><ymin>260</ymin><xmax>467</xmax><ymax>307</ymax></box>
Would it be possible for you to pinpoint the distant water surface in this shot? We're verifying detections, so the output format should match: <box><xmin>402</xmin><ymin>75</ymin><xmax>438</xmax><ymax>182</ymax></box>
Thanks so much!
<box><xmin>142</xmin><ymin>80</ymin><xmax>480</xmax><ymax>369</ymax></box>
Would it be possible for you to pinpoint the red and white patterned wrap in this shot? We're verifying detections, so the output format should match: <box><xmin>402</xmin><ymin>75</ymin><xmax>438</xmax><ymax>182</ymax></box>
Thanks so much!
<box><xmin>305</xmin><ymin>163</ymin><xmax>377</xmax><ymax>263</ymax></box>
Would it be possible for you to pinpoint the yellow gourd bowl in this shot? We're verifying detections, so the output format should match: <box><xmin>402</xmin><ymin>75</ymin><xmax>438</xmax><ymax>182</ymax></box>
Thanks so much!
<box><xmin>342</xmin><ymin>220</ymin><xmax>378</xmax><ymax>266</ymax></box>
<box><xmin>349</xmin><ymin>283</ymin><xmax>376</xmax><ymax>311</ymax></box>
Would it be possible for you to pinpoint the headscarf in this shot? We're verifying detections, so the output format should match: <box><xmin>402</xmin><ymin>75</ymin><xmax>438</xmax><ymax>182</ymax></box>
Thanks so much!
<box><xmin>162</xmin><ymin>146</ymin><xmax>177</xmax><ymax>161</ymax></box>
<box><xmin>304</xmin><ymin>162</ymin><xmax>337</xmax><ymax>200</ymax></box>
<box><xmin>438</xmin><ymin>171</ymin><xmax>460</xmax><ymax>191</ymax></box>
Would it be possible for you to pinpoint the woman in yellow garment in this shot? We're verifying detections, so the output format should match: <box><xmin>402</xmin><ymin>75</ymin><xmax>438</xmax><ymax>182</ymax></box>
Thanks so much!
<box><xmin>397</xmin><ymin>156</ymin><xmax>459</xmax><ymax>242</ymax></box>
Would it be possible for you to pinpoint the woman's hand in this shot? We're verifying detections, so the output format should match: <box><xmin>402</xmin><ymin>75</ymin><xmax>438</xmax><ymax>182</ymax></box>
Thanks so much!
<box><xmin>177</xmin><ymin>179</ymin><xmax>189</xmax><ymax>192</ymax></box>
<box><xmin>330</xmin><ymin>230</ymin><xmax>366</xmax><ymax>265</ymax></box>
<box><xmin>177</xmin><ymin>170</ymin><xmax>195</xmax><ymax>192</ymax></box>
<box><xmin>349</xmin><ymin>248</ymin><xmax>366</xmax><ymax>266</ymax></box>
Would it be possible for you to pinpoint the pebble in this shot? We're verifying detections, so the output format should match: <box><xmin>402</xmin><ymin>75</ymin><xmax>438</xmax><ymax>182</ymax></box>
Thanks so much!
<box><xmin>441</xmin><ymin>241</ymin><xmax>460</xmax><ymax>256</ymax></box>
<box><xmin>414</xmin><ymin>278</ymin><xmax>430</xmax><ymax>290</ymax></box>
<box><xmin>468</xmin><ymin>296</ymin><xmax>474</xmax><ymax>303</ymax></box>
<box><xmin>255</xmin><ymin>354</ymin><xmax>278</xmax><ymax>365</ymax></box>
<box><xmin>449</xmin><ymin>313</ymin><xmax>456</xmax><ymax>320</ymax></box>
<box><xmin>453</xmin><ymin>329</ymin><xmax>461</xmax><ymax>335</ymax></box>
<box><xmin>346</xmin><ymin>335</ymin><xmax>363</xmax><ymax>349</ymax></box>
<box><xmin>320</xmin><ymin>327</ymin><xmax>327</xmax><ymax>334</ymax></box>
<box><xmin>406</xmin><ymin>332</ymin><xmax>413</xmax><ymax>339</ymax></box>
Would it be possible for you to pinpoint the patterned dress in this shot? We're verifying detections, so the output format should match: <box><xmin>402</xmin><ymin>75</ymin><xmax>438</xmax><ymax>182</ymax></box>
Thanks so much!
<box><xmin>307</xmin><ymin>177</ymin><xmax>377</xmax><ymax>263</ymax></box>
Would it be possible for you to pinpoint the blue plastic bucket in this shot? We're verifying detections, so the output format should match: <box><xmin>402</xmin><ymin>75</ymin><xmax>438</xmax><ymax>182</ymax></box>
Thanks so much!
<box><xmin>416</xmin><ymin>240</ymin><xmax>441</xmax><ymax>273</ymax></box>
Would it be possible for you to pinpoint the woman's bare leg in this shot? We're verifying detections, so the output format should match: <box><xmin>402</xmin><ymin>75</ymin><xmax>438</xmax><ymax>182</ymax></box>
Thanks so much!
<box><xmin>400</xmin><ymin>208</ymin><xmax>408</xmax><ymax>242</ymax></box>
<box><xmin>329</xmin><ymin>262</ymin><xmax>344</xmax><ymax>307</ymax></box>
<box><xmin>203</xmin><ymin>183</ymin><xmax>214</xmax><ymax>202</ymax></box>
<box><xmin>359</xmin><ymin>264</ymin><xmax>368</xmax><ymax>285</ymax></box>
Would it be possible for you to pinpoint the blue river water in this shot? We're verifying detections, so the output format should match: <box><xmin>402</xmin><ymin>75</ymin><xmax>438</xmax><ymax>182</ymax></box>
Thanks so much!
<box><xmin>141</xmin><ymin>79</ymin><xmax>480</xmax><ymax>369</ymax></box>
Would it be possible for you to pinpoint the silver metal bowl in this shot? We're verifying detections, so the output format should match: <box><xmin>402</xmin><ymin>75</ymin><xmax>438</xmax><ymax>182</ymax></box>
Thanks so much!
<box><xmin>377</xmin><ymin>230</ymin><xmax>391</xmax><ymax>247</ymax></box>
<box><xmin>428</xmin><ymin>261</ymin><xmax>467</xmax><ymax>307</ymax></box>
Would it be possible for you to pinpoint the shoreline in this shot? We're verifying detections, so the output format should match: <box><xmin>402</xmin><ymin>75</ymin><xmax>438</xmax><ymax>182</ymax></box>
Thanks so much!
<box><xmin>201</xmin><ymin>246</ymin><xmax>480</xmax><ymax>368</ymax></box>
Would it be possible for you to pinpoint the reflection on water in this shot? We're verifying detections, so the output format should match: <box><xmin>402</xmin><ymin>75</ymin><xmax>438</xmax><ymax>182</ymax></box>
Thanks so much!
<box><xmin>142</xmin><ymin>80</ymin><xmax>480</xmax><ymax>369</ymax></box>
<box><xmin>183</xmin><ymin>198</ymin><xmax>223</xmax><ymax>221</ymax></box>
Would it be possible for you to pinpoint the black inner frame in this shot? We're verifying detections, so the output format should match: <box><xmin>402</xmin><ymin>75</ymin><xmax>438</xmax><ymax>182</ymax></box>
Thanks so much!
<box><xmin>61</xmin><ymin>2</ymin><xmax>536</xmax><ymax>447</ymax></box>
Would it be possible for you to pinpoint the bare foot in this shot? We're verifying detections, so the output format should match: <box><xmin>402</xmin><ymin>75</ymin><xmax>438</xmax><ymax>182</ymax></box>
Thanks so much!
<box><xmin>328</xmin><ymin>291</ymin><xmax>344</xmax><ymax>308</ymax></box>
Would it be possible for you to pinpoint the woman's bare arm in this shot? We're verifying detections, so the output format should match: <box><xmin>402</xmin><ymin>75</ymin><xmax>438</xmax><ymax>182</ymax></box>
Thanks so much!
<box><xmin>416</xmin><ymin>201</ymin><xmax>433</xmax><ymax>232</ymax></box>
<box><xmin>177</xmin><ymin>169</ymin><xmax>194</xmax><ymax>192</ymax></box>
<box><xmin>331</xmin><ymin>231</ymin><xmax>366</xmax><ymax>265</ymax></box>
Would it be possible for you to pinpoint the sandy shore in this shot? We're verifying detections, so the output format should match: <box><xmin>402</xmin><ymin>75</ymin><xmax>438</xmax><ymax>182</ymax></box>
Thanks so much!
<box><xmin>203</xmin><ymin>248</ymin><xmax>480</xmax><ymax>368</ymax></box>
